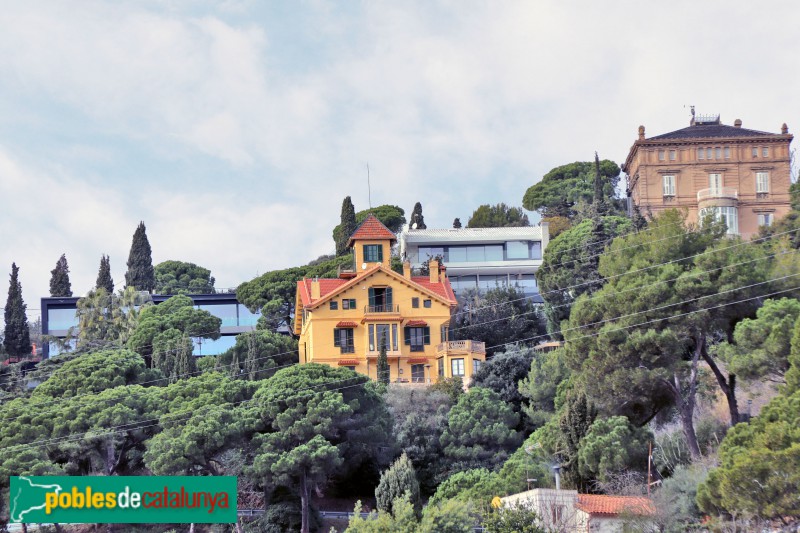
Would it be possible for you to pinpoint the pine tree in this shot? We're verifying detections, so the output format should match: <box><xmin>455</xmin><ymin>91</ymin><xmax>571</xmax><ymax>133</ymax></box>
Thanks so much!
<box><xmin>452</xmin><ymin>217</ymin><xmax>462</xmax><ymax>229</ymax></box>
<box><xmin>49</xmin><ymin>254</ymin><xmax>73</xmax><ymax>297</ymax></box>
<box><xmin>410</xmin><ymin>202</ymin><xmax>426</xmax><ymax>229</ymax></box>
<box><xmin>378</xmin><ymin>332</ymin><xmax>390</xmax><ymax>385</ymax></box>
<box><xmin>3</xmin><ymin>263</ymin><xmax>31</xmax><ymax>359</ymax></box>
<box><xmin>96</xmin><ymin>254</ymin><xmax>114</xmax><ymax>293</ymax></box>
<box><xmin>375</xmin><ymin>453</ymin><xmax>420</xmax><ymax>513</ymax></box>
<box><xmin>125</xmin><ymin>222</ymin><xmax>155</xmax><ymax>292</ymax></box>
<box><xmin>336</xmin><ymin>196</ymin><xmax>358</xmax><ymax>256</ymax></box>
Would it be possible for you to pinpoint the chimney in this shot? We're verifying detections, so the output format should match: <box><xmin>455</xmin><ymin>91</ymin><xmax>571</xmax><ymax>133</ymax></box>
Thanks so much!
<box><xmin>782</xmin><ymin>123</ymin><xmax>789</xmax><ymax>134</ymax></box>
<box><xmin>403</xmin><ymin>261</ymin><xmax>411</xmax><ymax>280</ymax></box>
<box><xmin>310</xmin><ymin>278</ymin><xmax>320</xmax><ymax>300</ymax></box>
<box><xmin>553</xmin><ymin>465</ymin><xmax>561</xmax><ymax>491</ymax></box>
<box><xmin>734</xmin><ymin>119</ymin><xmax>742</xmax><ymax>128</ymax></box>
<box><xmin>638</xmin><ymin>125</ymin><xmax>645</xmax><ymax>140</ymax></box>
<box><xmin>429</xmin><ymin>259</ymin><xmax>440</xmax><ymax>283</ymax></box>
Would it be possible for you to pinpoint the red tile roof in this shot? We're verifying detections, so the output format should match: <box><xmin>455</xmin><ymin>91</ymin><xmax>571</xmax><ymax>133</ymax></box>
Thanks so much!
<box><xmin>576</xmin><ymin>495</ymin><xmax>655</xmax><ymax>516</ymax></box>
<box><xmin>411</xmin><ymin>277</ymin><xmax>457</xmax><ymax>302</ymax></box>
<box><xmin>297</xmin><ymin>266</ymin><xmax>457</xmax><ymax>309</ymax></box>
<box><xmin>298</xmin><ymin>278</ymin><xmax>349</xmax><ymax>306</ymax></box>
<box><xmin>338</xmin><ymin>360</ymin><xmax>360</xmax><ymax>366</ymax></box>
<box><xmin>336</xmin><ymin>321</ymin><xmax>359</xmax><ymax>328</ymax></box>
<box><xmin>347</xmin><ymin>214</ymin><xmax>397</xmax><ymax>246</ymax></box>
<box><xmin>406</xmin><ymin>319</ymin><xmax>428</xmax><ymax>326</ymax></box>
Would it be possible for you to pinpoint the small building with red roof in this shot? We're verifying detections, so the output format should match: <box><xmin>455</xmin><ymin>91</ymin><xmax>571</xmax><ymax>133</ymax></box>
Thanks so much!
<box><xmin>294</xmin><ymin>214</ymin><xmax>485</xmax><ymax>384</ymax></box>
<box><xmin>502</xmin><ymin>488</ymin><xmax>655</xmax><ymax>532</ymax></box>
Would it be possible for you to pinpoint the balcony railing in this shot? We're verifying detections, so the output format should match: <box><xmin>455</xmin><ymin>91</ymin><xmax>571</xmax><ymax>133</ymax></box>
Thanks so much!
<box><xmin>364</xmin><ymin>304</ymin><xmax>400</xmax><ymax>314</ymax></box>
<box><xmin>697</xmin><ymin>187</ymin><xmax>738</xmax><ymax>202</ymax></box>
<box><xmin>436</xmin><ymin>340</ymin><xmax>486</xmax><ymax>354</ymax></box>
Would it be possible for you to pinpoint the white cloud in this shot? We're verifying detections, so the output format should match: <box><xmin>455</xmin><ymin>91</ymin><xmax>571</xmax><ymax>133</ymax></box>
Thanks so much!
<box><xmin>2</xmin><ymin>0</ymin><xmax>800</xmax><ymax>320</ymax></box>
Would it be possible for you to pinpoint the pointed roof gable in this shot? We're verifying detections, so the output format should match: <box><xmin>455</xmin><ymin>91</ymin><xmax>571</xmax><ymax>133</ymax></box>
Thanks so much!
<box><xmin>347</xmin><ymin>214</ymin><xmax>397</xmax><ymax>247</ymax></box>
<box><xmin>297</xmin><ymin>265</ymin><xmax>456</xmax><ymax>309</ymax></box>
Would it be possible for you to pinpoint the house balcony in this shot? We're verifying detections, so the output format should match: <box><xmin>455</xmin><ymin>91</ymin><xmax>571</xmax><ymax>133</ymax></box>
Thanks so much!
<box><xmin>435</xmin><ymin>339</ymin><xmax>486</xmax><ymax>356</ymax></box>
<box><xmin>697</xmin><ymin>187</ymin><xmax>738</xmax><ymax>209</ymax></box>
<box><xmin>363</xmin><ymin>304</ymin><xmax>402</xmax><ymax>321</ymax></box>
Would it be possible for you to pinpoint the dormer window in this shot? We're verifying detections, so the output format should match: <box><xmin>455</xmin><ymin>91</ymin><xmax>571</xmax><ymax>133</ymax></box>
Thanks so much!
<box><xmin>363</xmin><ymin>244</ymin><xmax>383</xmax><ymax>262</ymax></box>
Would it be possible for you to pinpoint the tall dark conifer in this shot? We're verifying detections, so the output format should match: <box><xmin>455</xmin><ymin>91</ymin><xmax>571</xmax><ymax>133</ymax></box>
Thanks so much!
<box><xmin>49</xmin><ymin>254</ymin><xmax>73</xmax><ymax>297</ymax></box>
<box><xmin>3</xmin><ymin>263</ymin><xmax>31</xmax><ymax>358</ymax></box>
<box><xmin>410</xmin><ymin>202</ymin><xmax>426</xmax><ymax>229</ymax></box>
<box><xmin>125</xmin><ymin>222</ymin><xmax>155</xmax><ymax>292</ymax></box>
<box><xmin>377</xmin><ymin>332</ymin><xmax>390</xmax><ymax>385</ymax></box>
<box><xmin>96</xmin><ymin>254</ymin><xmax>114</xmax><ymax>293</ymax></box>
<box><xmin>336</xmin><ymin>196</ymin><xmax>358</xmax><ymax>256</ymax></box>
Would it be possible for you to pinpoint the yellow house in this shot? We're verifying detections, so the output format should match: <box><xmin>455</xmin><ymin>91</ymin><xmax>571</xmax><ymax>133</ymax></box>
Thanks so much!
<box><xmin>294</xmin><ymin>215</ymin><xmax>486</xmax><ymax>384</ymax></box>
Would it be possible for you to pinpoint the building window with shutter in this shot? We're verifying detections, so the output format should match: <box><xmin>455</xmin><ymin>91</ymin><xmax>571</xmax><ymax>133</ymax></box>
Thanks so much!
<box><xmin>412</xmin><ymin>297</ymin><xmax>419</xmax><ymax>308</ymax></box>
<box><xmin>669</xmin><ymin>150</ymin><xmax>676</xmax><ymax>161</ymax></box>
<box><xmin>333</xmin><ymin>328</ymin><xmax>354</xmax><ymax>354</ymax></box>
<box><xmin>756</xmin><ymin>172</ymin><xmax>769</xmax><ymax>194</ymax></box>
<box><xmin>662</xmin><ymin>175</ymin><xmax>676</xmax><ymax>197</ymax></box>
<box><xmin>363</xmin><ymin>244</ymin><xmax>383</xmax><ymax>262</ymax></box>
<box><xmin>724</xmin><ymin>146</ymin><xmax>730</xmax><ymax>159</ymax></box>
<box><xmin>762</xmin><ymin>147</ymin><xmax>769</xmax><ymax>157</ymax></box>
<box><xmin>451</xmin><ymin>358</ymin><xmax>465</xmax><ymax>377</ymax></box>
<box><xmin>658</xmin><ymin>150</ymin><xmax>665</xmax><ymax>161</ymax></box>
<box><xmin>698</xmin><ymin>148</ymin><xmax>705</xmax><ymax>160</ymax></box>
<box><xmin>404</xmin><ymin>326</ymin><xmax>430</xmax><ymax>352</ymax></box>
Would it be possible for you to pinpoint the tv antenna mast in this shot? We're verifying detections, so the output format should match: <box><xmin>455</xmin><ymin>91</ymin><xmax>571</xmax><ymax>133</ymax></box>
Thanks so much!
<box><xmin>366</xmin><ymin>163</ymin><xmax>372</xmax><ymax>209</ymax></box>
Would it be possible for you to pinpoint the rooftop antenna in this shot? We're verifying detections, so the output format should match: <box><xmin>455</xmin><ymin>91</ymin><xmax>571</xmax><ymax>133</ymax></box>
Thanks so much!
<box><xmin>366</xmin><ymin>163</ymin><xmax>372</xmax><ymax>209</ymax></box>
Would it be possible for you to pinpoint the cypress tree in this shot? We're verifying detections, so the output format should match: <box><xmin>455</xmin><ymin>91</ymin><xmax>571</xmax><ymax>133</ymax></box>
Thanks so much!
<box><xmin>336</xmin><ymin>196</ymin><xmax>358</xmax><ymax>256</ymax></box>
<box><xmin>125</xmin><ymin>222</ymin><xmax>155</xmax><ymax>292</ymax></box>
<box><xmin>3</xmin><ymin>263</ymin><xmax>31</xmax><ymax>358</ymax></box>
<box><xmin>410</xmin><ymin>202</ymin><xmax>426</xmax><ymax>229</ymax></box>
<box><xmin>377</xmin><ymin>332</ymin><xmax>390</xmax><ymax>385</ymax></box>
<box><xmin>49</xmin><ymin>254</ymin><xmax>73</xmax><ymax>297</ymax></box>
<box><xmin>96</xmin><ymin>254</ymin><xmax>114</xmax><ymax>293</ymax></box>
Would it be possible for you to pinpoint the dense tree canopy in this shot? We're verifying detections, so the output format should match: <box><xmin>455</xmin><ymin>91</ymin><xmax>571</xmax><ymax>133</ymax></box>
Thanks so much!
<box><xmin>3</xmin><ymin>263</ymin><xmax>31</xmax><ymax>359</ymax></box>
<box><xmin>440</xmin><ymin>387</ymin><xmax>522</xmax><ymax>471</ymax></box>
<box><xmin>125</xmin><ymin>221</ymin><xmax>155</xmax><ymax>292</ymax></box>
<box><xmin>73</xmin><ymin>287</ymin><xmax>149</xmax><ymax>351</ymax></box>
<box><xmin>714</xmin><ymin>298</ymin><xmax>800</xmax><ymax>383</ymax></box>
<box><xmin>127</xmin><ymin>295</ymin><xmax>221</xmax><ymax>377</ymax></box>
<box><xmin>536</xmin><ymin>216</ymin><xmax>632</xmax><ymax>334</ymax></box>
<box><xmin>467</xmin><ymin>203</ymin><xmax>530</xmax><ymax>228</ymax></box>
<box><xmin>522</xmin><ymin>160</ymin><xmax>622</xmax><ymax>218</ymax></box>
<box><xmin>216</xmin><ymin>329</ymin><xmax>298</xmax><ymax>380</ymax></box>
<box><xmin>236</xmin><ymin>254</ymin><xmax>353</xmax><ymax>332</ymax></box>
<box><xmin>565</xmin><ymin>210</ymin><xmax>771</xmax><ymax>459</ymax></box>
<box><xmin>154</xmin><ymin>260</ymin><xmax>215</xmax><ymax>294</ymax></box>
<box><xmin>453</xmin><ymin>286</ymin><xmax>546</xmax><ymax>356</ymax></box>
<box><xmin>471</xmin><ymin>347</ymin><xmax>534</xmax><ymax>420</ymax></box>
<box><xmin>49</xmin><ymin>253</ymin><xmax>72</xmax><ymax>297</ymax></box>
<box><xmin>375</xmin><ymin>453</ymin><xmax>421</xmax><ymax>512</ymax></box>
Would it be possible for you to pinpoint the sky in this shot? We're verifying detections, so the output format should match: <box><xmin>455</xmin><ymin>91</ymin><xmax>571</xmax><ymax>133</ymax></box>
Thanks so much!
<box><xmin>1</xmin><ymin>0</ymin><xmax>799</xmax><ymax>321</ymax></box>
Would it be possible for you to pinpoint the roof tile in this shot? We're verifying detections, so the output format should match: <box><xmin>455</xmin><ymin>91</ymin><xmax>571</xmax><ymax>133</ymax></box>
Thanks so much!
<box><xmin>649</xmin><ymin>123</ymin><xmax>778</xmax><ymax>140</ymax></box>
<box><xmin>576</xmin><ymin>495</ymin><xmax>655</xmax><ymax>516</ymax></box>
<box><xmin>347</xmin><ymin>215</ymin><xmax>397</xmax><ymax>246</ymax></box>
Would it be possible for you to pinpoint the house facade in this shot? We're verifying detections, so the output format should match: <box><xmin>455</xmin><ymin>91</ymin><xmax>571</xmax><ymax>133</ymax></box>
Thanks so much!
<box><xmin>400</xmin><ymin>225</ymin><xmax>549</xmax><ymax>301</ymax></box>
<box><xmin>295</xmin><ymin>215</ymin><xmax>485</xmax><ymax>384</ymax></box>
<box><xmin>622</xmin><ymin>114</ymin><xmax>793</xmax><ymax>238</ymax></box>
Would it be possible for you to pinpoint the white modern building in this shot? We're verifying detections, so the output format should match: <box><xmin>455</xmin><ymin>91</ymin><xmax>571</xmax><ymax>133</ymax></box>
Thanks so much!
<box><xmin>400</xmin><ymin>224</ymin><xmax>549</xmax><ymax>301</ymax></box>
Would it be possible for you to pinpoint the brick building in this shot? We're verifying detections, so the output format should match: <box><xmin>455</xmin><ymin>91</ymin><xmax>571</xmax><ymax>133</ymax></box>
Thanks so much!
<box><xmin>622</xmin><ymin>114</ymin><xmax>793</xmax><ymax>237</ymax></box>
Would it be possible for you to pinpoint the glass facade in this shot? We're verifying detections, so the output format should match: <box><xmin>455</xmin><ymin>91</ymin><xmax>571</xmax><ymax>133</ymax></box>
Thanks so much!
<box><xmin>47</xmin><ymin>308</ymin><xmax>79</xmax><ymax>331</ymax></box>
<box><xmin>48</xmin><ymin>338</ymin><xmax>77</xmax><ymax>356</ymax></box>
<box><xmin>417</xmin><ymin>241</ymin><xmax>543</xmax><ymax>263</ymax></box>
<box><xmin>450</xmin><ymin>273</ymin><xmax>538</xmax><ymax>295</ymax></box>
<box><xmin>192</xmin><ymin>335</ymin><xmax>237</xmax><ymax>356</ymax></box>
